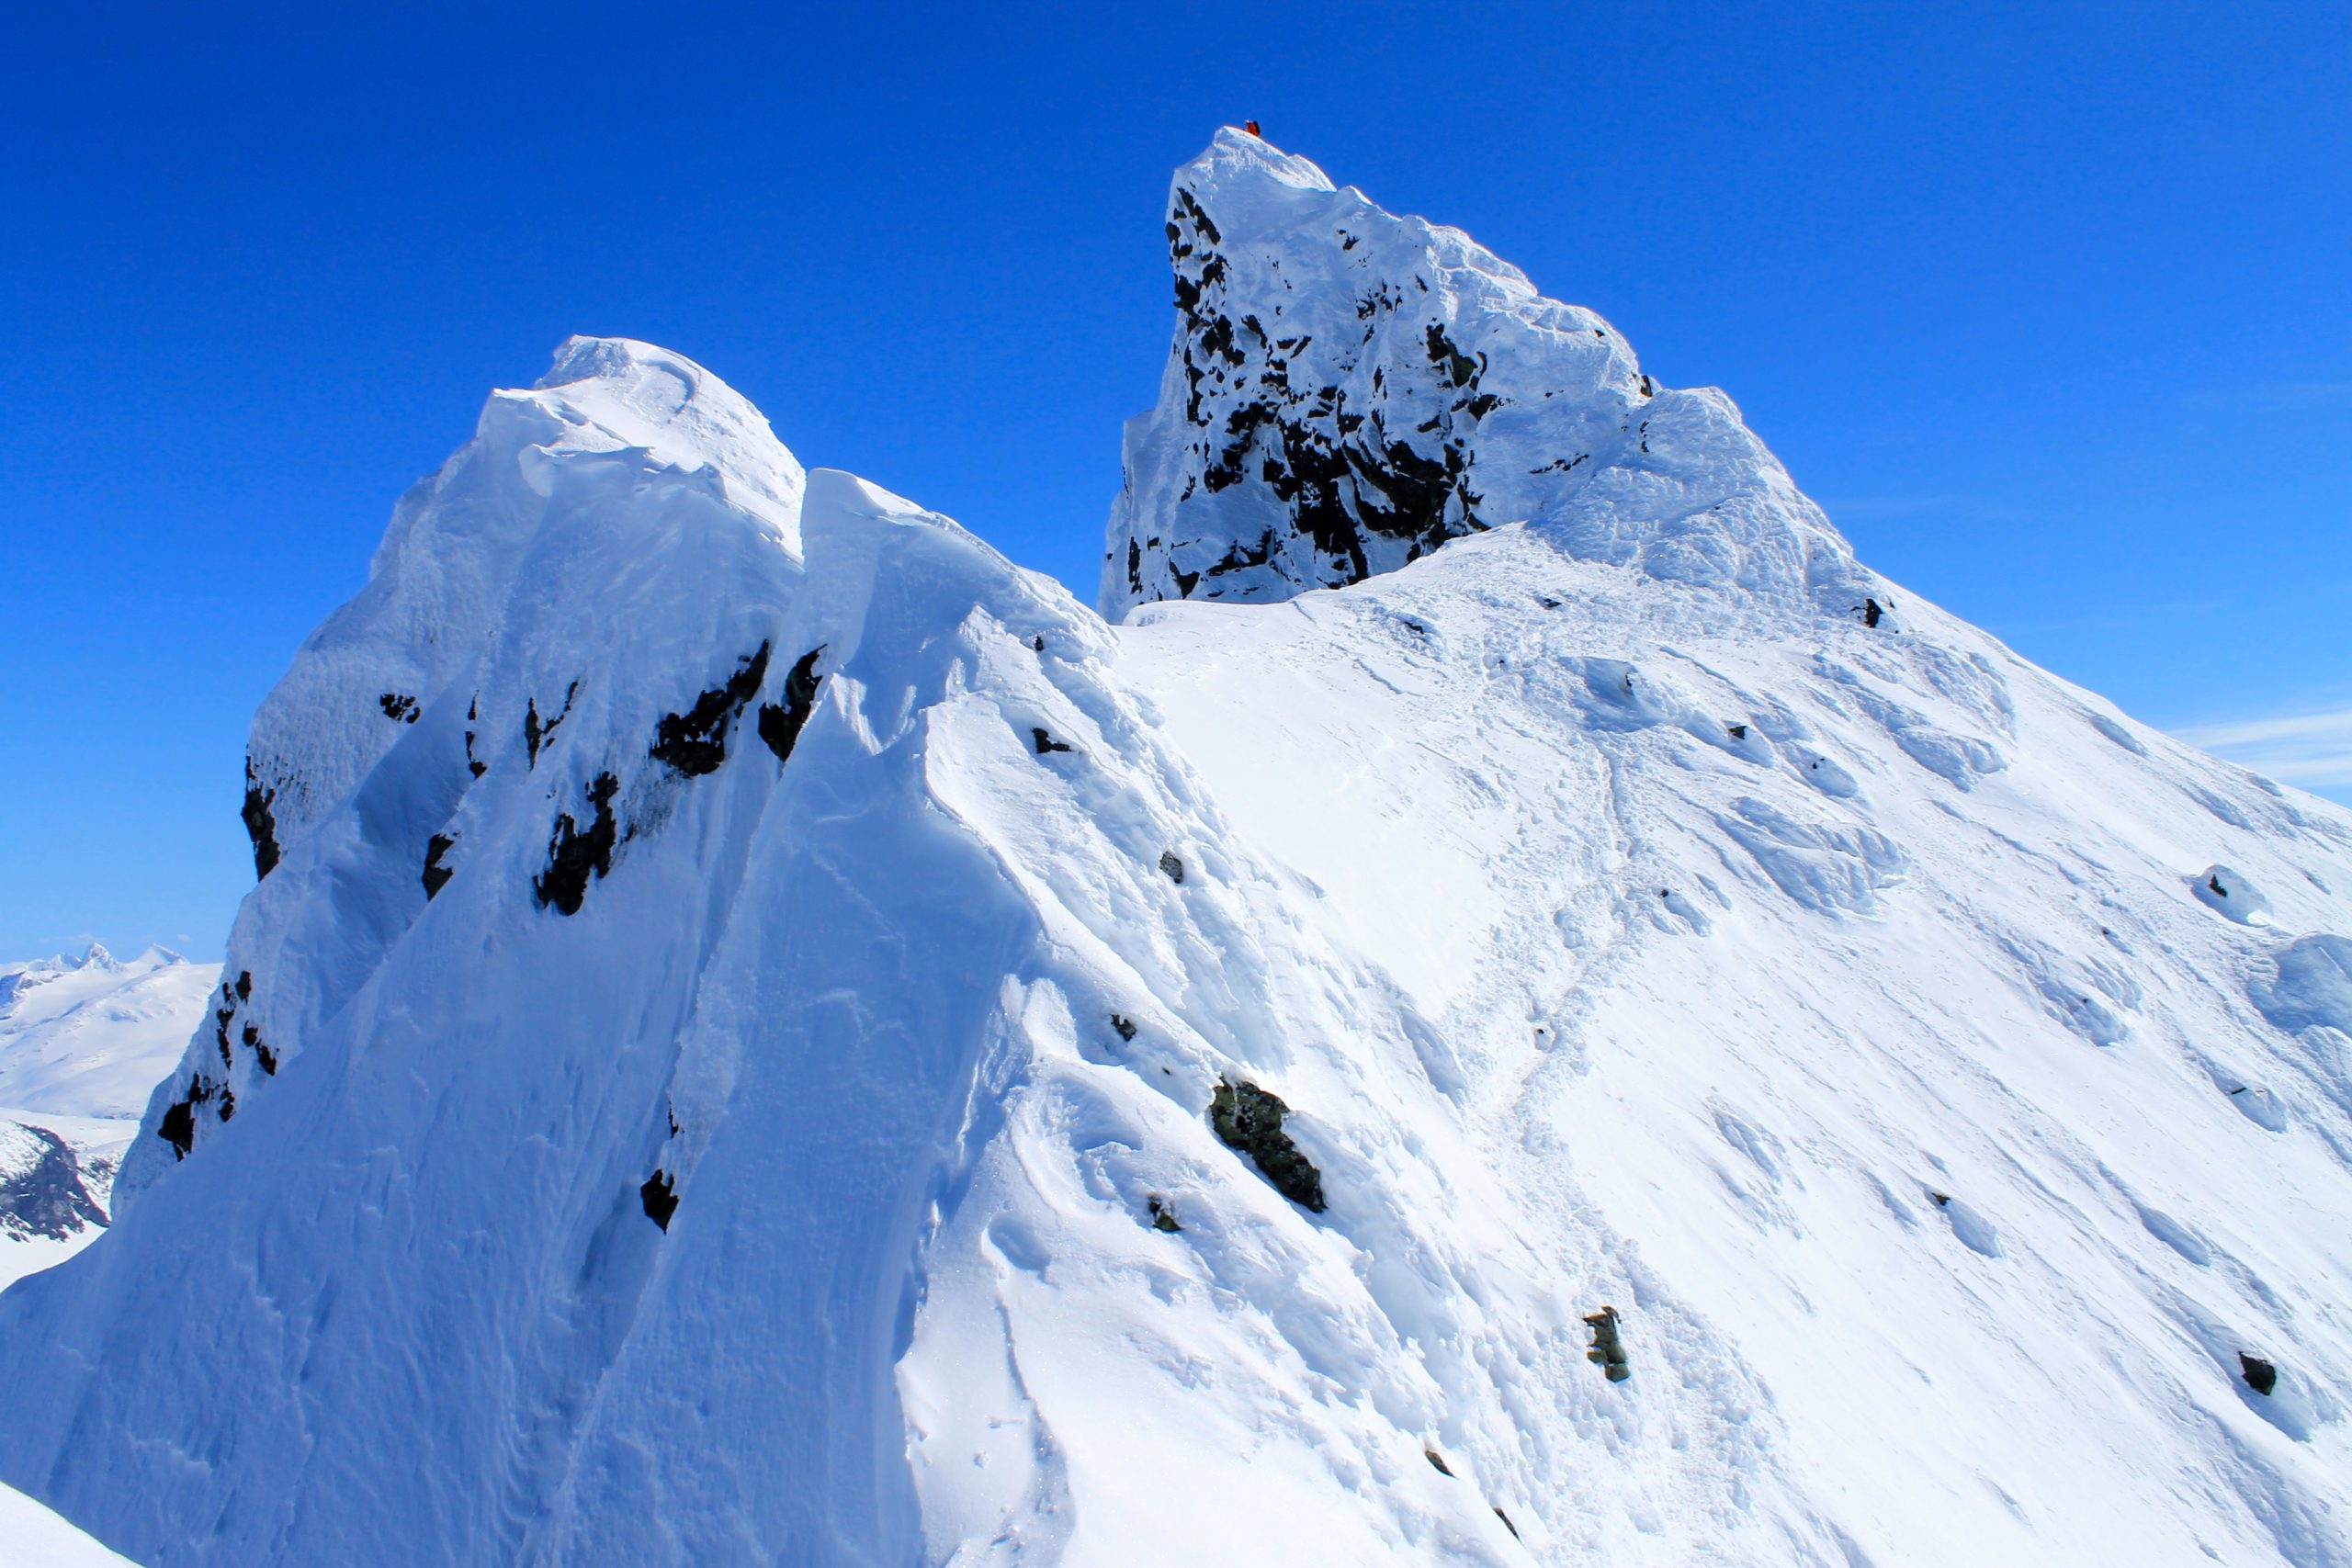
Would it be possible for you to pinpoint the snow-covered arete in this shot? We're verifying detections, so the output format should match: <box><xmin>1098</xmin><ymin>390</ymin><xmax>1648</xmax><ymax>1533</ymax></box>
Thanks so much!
<box><xmin>2</xmin><ymin>135</ymin><xmax>2348</xmax><ymax>1568</ymax></box>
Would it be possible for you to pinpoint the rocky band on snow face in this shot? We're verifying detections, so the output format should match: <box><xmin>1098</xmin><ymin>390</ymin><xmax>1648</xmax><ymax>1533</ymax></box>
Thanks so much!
<box><xmin>1208</xmin><ymin>1078</ymin><xmax>1326</xmax><ymax>1212</ymax></box>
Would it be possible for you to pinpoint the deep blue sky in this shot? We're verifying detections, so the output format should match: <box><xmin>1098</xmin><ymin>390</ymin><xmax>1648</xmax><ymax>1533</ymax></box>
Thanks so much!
<box><xmin>6</xmin><ymin>1</ymin><xmax>2348</xmax><ymax>959</ymax></box>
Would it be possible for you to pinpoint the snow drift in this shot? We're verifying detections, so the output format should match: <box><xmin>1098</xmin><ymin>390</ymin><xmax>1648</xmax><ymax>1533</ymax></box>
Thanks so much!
<box><xmin>4</xmin><ymin>131</ymin><xmax>2350</xmax><ymax>1568</ymax></box>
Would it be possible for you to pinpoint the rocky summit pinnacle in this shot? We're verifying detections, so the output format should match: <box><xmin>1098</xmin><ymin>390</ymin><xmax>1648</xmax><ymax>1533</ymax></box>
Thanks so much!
<box><xmin>1100</xmin><ymin>129</ymin><xmax>1859</xmax><ymax>619</ymax></box>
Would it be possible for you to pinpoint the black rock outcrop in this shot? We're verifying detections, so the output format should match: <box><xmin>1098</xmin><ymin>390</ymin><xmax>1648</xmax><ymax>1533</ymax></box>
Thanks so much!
<box><xmin>1209</xmin><ymin>1079</ymin><xmax>1326</xmax><ymax>1212</ymax></box>
<box><xmin>757</xmin><ymin>646</ymin><xmax>828</xmax><ymax>765</ymax></box>
<box><xmin>652</xmin><ymin>643</ymin><xmax>771</xmax><ymax>777</ymax></box>
<box><xmin>535</xmin><ymin>773</ymin><xmax>620</xmax><ymax>915</ymax></box>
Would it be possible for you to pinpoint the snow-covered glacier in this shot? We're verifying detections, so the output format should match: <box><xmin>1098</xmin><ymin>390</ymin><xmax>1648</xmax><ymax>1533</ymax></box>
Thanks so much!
<box><xmin>1</xmin><ymin>945</ymin><xmax>214</xmax><ymax>1290</ymax></box>
<box><xmin>3</xmin><ymin>131</ymin><xmax>2348</xmax><ymax>1567</ymax></box>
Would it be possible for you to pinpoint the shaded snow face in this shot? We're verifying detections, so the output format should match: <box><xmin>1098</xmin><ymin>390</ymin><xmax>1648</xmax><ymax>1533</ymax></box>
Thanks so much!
<box><xmin>1100</xmin><ymin>129</ymin><xmax>1860</xmax><ymax>619</ymax></box>
<box><xmin>237</xmin><ymin>336</ymin><xmax>807</xmax><ymax>875</ymax></box>
<box><xmin>115</xmin><ymin>338</ymin><xmax>810</xmax><ymax>1193</ymax></box>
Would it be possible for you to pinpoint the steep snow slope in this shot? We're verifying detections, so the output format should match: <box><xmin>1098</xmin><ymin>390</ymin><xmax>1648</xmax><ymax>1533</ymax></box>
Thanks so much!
<box><xmin>2</xmin><ymin>135</ymin><xmax>2348</xmax><ymax>1568</ymax></box>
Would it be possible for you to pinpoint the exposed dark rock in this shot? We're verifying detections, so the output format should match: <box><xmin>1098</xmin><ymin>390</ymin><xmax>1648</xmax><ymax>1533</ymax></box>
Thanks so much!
<box><xmin>1494</xmin><ymin>1508</ymin><xmax>1520</xmax><ymax>1540</ymax></box>
<box><xmin>1860</xmin><ymin>597</ymin><xmax>1884</xmax><ymax>628</ymax></box>
<box><xmin>1146</xmin><ymin>1195</ymin><xmax>1182</xmax><ymax>1234</ymax></box>
<box><xmin>241</xmin><ymin>760</ymin><xmax>281</xmax><ymax>880</ymax></box>
<box><xmin>465</xmin><ymin>695</ymin><xmax>486</xmax><ymax>777</ymax></box>
<box><xmin>1424</xmin><ymin>1448</ymin><xmax>1453</xmax><ymax>1477</ymax></box>
<box><xmin>423</xmin><ymin>833</ymin><xmax>457</xmax><ymax>899</ymax></box>
<box><xmin>1032</xmin><ymin>635</ymin><xmax>1046</xmax><ymax>652</ymax></box>
<box><xmin>1111</xmin><ymin>1014</ymin><xmax>1138</xmax><ymax>1043</ymax></box>
<box><xmin>652</xmin><ymin>642</ymin><xmax>772</xmax><ymax>777</ymax></box>
<box><xmin>379</xmin><ymin>693</ymin><xmax>420</xmax><ymax>723</ymax></box>
<box><xmin>1209</xmin><ymin>1079</ymin><xmax>1326</xmax><ymax>1212</ymax></box>
<box><xmin>535</xmin><ymin>772</ymin><xmax>620</xmax><ymax>916</ymax></box>
<box><xmin>2240</xmin><ymin>1352</ymin><xmax>2278</xmax><ymax>1396</ymax></box>
<box><xmin>233</xmin><ymin>969</ymin><xmax>252</xmax><ymax>1001</ymax></box>
<box><xmin>158</xmin><ymin>1077</ymin><xmax>211</xmax><ymax>1159</ymax></box>
<box><xmin>757</xmin><ymin>646</ymin><xmax>828</xmax><ymax>765</ymax></box>
<box><xmin>1128</xmin><ymin>184</ymin><xmax>1503</xmax><ymax>606</ymax></box>
<box><xmin>1584</xmin><ymin>1305</ymin><xmax>1631</xmax><ymax>1382</ymax></box>
<box><xmin>1929</xmin><ymin>1190</ymin><xmax>1952</xmax><ymax>1207</ymax></box>
<box><xmin>0</xmin><ymin>1122</ymin><xmax>108</xmax><ymax>1241</ymax></box>
<box><xmin>243</xmin><ymin>1022</ymin><xmax>277</xmax><ymax>1076</ymax></box>
<box><xmin>1727</xmin><ymin>723</ymin><xmax>1748</xmax><ymax>739</ymax></box>
<box><xmin>1159</xmin><ymin>852</ymin><xmax>1184</xmax><ymax>884</ymax></box>
<box><xmin>525</xmin><ymin>682</ymin><xmax>580</xmax><ymax>768</ymax></box>
<box><xmin>1424</xmin><ymin>322</ymin><xmax>1477</xmax><ymax>389</ymax></box>
<box><xmin>640</xmin><ymin>1169</ymin><xmax>679</xmax><ymax>1231</ymax></box>
<box><xmin>1033</xmin><ymin>728</ymin><xmax>1072</xmax><ymax>755</ymax></box>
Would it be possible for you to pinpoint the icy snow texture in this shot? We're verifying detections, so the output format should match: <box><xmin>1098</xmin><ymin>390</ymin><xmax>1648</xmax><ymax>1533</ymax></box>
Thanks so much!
<box><xmin>5</xmin><ymin>138</ymin><xmax>2352</xmax><ymax>1568</ymax></box>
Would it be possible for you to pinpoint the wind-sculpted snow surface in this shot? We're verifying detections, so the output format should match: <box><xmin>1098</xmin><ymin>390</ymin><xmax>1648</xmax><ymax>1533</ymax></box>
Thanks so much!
<box><xmin>1102</xmin><ymin>129</ymin><xmax>1861</xmax><ymax>617</ymax></box>
<box><xmin>6</xmin><ymin>141</ymin><xmax>2352</xmax><ymax>1568</ymax></box>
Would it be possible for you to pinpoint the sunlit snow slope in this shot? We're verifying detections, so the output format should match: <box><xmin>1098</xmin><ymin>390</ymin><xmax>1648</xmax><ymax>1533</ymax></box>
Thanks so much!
<box><xmin>2</xmin><ymin>133</ymin><xmax>2348</xmax><ymax>1568</ymax></box>
<box><xmin>0</xmin><ymin>1481</ymin><xmax>141</xmax><ymax>1568</ymax></box>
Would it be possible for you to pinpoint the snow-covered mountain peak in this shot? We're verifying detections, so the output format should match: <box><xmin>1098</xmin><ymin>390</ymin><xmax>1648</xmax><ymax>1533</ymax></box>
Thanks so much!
<box><xmin>522</xmin><ymin>333</ymin><xmax>805</xmax><ymax>525</ymax></box>
<box><xmin>237</xmin><ymin>335</ymin><xmax>808</xmax><ymax>885</ymax></box>
<box><xmin>1182</xmin><ymin>124</ymin><xmax>1342</xmax><ymax>197</ymax></box>
<box><xmin>1102</xmin><ymin>133</ymin><xmax>1861</xmax><ymax>618</ymax></box>
<box><xmin>8</xmin><ymin>142</ymin><xmax>2352</xmax><ymax>1568</ymax></box>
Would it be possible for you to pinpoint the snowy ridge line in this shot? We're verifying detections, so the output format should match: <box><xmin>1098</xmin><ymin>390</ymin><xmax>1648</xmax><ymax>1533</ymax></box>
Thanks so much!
<box><xmin>2</xmin><ymin>134</ymin><xmax>2350</xmax><ymax>1568</ymax></box>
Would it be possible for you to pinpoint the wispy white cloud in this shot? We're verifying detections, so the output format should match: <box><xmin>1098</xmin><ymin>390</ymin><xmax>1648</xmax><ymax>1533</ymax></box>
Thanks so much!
<box><xmin>2177</xmin><ymin>705</ymin><xmax>2352</xmax><ymax>788</ymax></box>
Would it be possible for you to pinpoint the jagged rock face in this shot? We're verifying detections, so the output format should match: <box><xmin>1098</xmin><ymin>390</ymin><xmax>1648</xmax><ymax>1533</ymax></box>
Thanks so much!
<box><xmin>0</xmin><ymin>1122</ymin><xmax>107</xmax><ymax>1242</ymax></box>
<box><xmin>1101</xmin><ymin>130</ymin><xmax>1861</xmax><ymax>618</ymax></box>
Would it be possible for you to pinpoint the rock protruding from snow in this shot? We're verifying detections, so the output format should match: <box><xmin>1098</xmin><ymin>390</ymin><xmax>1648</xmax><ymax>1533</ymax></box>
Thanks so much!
<box><xmin>116</xmin><ymin>340</ymin><xmax>814</xmax><ymax>1195</ymax></box>
<box><xmin>1101</xmin><ymin>129</ymin><xmax>1860</xmax><ymax>618</ymax></box>
<box><xmin>2193</xmin><ymin>863</ymin><xmax>2271</xmax><ymax>923</ymax></box>
<box><xmin>0</xmin><ymin>1121</ymin><xmax>107</xmax><ymax>1242</ymax></box>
